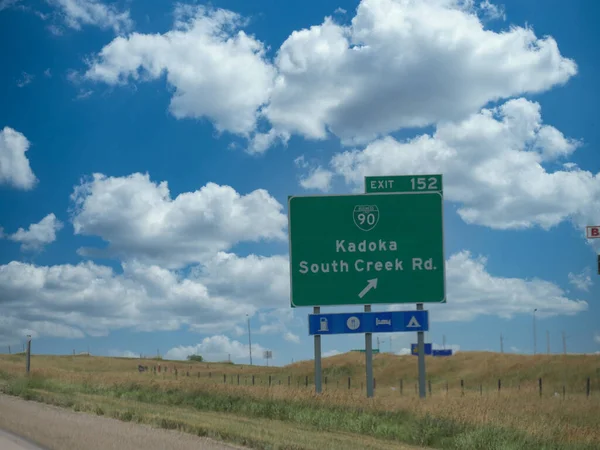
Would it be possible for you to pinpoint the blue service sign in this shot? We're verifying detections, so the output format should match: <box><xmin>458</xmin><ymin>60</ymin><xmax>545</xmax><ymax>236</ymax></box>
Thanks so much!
<box><xmin>308</xmin><ymin>310</ymin><xmax>428</xmax><ymax>335</ymax></box>
<box><xmin>411</xmin><ymin>343</ymin><xmax>432</xmax><ymax>355</ymax></box>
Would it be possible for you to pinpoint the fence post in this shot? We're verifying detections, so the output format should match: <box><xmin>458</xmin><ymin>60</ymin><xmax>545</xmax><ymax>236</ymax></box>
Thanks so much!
<box><xmin>25</xmin><ymin>337</ymin><xmax>31</xmax><ymax>375</ymax></box>
<box><xmin>461</xmin><ymin>379</ymin><xmax>464</xmax><ymax>396</ymax></box>
<box><xmin>269</xmin><ymin>375</ymin><xmax>272</xmax><ymax>387</ymax></box>
<box><xmin>305</xmin><ymin>376</ymin><xmax>308</xmax><ymax>387</ymax></box>
<box><xmin>252</xmin><ymin>375</ymin><xmax>255</xmax><ymax>386</ymax></box>
<box><xmin>498</xmin><ymin>379</ymin><xmax>501</xmax><ymax>392</ymax></box>
<box><xmin>348</xmin><ymin>377</ymin><xmax>351</xmax><ymax>390</ymax></box>
<box><xmin>587</xmin><ymin>378</ymin><xmax>591</xmax><ymax>398</ymax></box>
<box><xmin>539</xmin><ymin>377</ymin><xmax>542</xmax><ymax>397</ymax></box>
<box><xmin>400</xmin><ymin>379</ymin><xmax>403</xmax><ymax>396</ymax></box>
<box><xmin>288</xmin><ymin>375</ymin><xmax>291</xmax><ymax>386</ymax></box>
<box><xmin>237</xmin><ymin>374</ymin><xmax>240</xmax><ymax>385</ymax></box>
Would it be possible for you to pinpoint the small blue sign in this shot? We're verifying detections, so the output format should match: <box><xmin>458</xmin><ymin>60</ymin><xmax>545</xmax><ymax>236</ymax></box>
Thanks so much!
<box><xmin>411</xmin><ymin>343</ymin><xmax>432</xmax><ymax>355</ymax></box>
<box><xmin>433</xmin><ymin>349</ymin><xmax>453</xmax><ymax>357</ymax></box>
<box><xmin>308</xmin><ymin>310</ymin><xmax>428</xmax><ymax>335</ymax></box>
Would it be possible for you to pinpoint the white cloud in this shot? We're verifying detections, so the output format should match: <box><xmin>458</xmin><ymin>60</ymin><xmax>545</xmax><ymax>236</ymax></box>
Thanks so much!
<box><xmin>594</xmin><ymin>333</ymin><xmax>600</xmax><ymax>345</ymax></box>
<box><xmin>284</xmin><ymin>331</ymin><xmax>300</xmax><ymax>343</ymax></box>
<box><xmin>83</xmin><ymin>5</ymin><xmax>276</xmax><ymax>138</ymax></box>
<box><xmin>164</xmin><ymin>335</ymin><xmax>266</xmax><ymax>362</ymax></box>
<box><xmin>323</xmin><ymin>349</ymin><xmax>342</xmax><ymax>357</ymax></box>
<box><xmin>300</xmin><ymin>167</ymin><xmax>333</xmax><ymax>192</ymax></box>
<box><xmin>192</xmin><ymin>252</ymin><xmax>290</xmax><ymax>308</ymax></box>
<box><xmin>0</xmin><ymin>126</ymin><xmax>37</xmax><ymax>190</ymax></box>
<box><xmin>8</xmin><ymin>213</ymin><xmax>63</xmax><ymax>251</ymax></box>
<box><xmin>108</xmin><ymin>349</ymin><xmax>139</xmax><ymax>358</ymax></box>
<box><xmin>0</xmin><ymin>247</ymin><xmax>586</xmax><ymax>345</ymax></box>
<box><xmin>0</xmin><ymin>260</ymin><xmax>255</xmax><ymax>344</ymax></box>
<box><xmin>479</xmin><ymin>0</ymin><xmax>505</xmax><ymax>21</ymax></box>
<box><xmin>48</xmin><ymin>0</ymin><xmax>132</xmax><ymax>34</ymax></box>
<box><xmin>16</xmin><ymin>72</ymin><xmax>34</xmax><ymax>87</ymax></box>
<box><xmin>264</xmin><ymin>0</ymin><xmax>576</xmax><ymax>146</ymax></box>
<box><xmin>79</xmin><ymin>0</ymin><xmax>575</xmax><ymax>153</ymax></box>
<box><xmin>44</xmin><ymin>68</ymin><xmax>52</xmax><ymax>77</ymax></box>
<box><xmin>568</xmin><ymin>269</ymin><xmax>593</xmax><ymax>292</ymax></box>
<box><xmin>69</xmin><ymin>173</ymin><xmax>287</xmax><ymax>268</ymax></box>
<box><xmin>0</xmin><ymin>0</ymin><xmax>21</xmax><ymax>11</ymax></box>
<box><xmin>294</xmin><ymin>155</ymin><xmax>333</xmax><ymax>191</ymax></box>
<box><xmin>398</xmin><ymin>250</ymin><xmax>587</xmax><ymax>321</ymax></box>
<box><xmin>310</xmin><ymin>98</ymin><xmax>600</xmax><ymax>232</ymax></box>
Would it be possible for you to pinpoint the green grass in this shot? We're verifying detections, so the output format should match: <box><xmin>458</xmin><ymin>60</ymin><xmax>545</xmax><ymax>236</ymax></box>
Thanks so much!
<box><xmin>0</xmin><ymin>371</ymin><xmax>596</xmax><ymax>450</ymax></box>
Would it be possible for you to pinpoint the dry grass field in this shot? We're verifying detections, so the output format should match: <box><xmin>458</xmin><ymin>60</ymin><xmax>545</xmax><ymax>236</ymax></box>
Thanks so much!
<box><xmin>1</xmin><ymin>351</ymin><xmax>599</xmax><ymax>450</ymax></box>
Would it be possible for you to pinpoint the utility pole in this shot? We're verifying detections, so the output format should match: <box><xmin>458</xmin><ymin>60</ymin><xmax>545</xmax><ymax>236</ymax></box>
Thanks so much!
<box><xmin>533</xmin><ymin>309</ymin><xmax>537</xmax><ymax>355</ymax></box>
<box><xmin>500</xmin><ymin>333</ymin><xmax>504</xmax><ymax>354</ymax></box>
<box><xmin>247</xmin><ymin>314</ymin><xmax>253</xmax><ymax>365</ymax></box>
<box><xmin>546</xmin><ymin>330</ymin><xmax>550</xmax><ymax>354</ymax></box>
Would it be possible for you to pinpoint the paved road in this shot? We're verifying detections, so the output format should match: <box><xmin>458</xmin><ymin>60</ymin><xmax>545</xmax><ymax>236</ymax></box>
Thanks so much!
<box><xmin>0</xmin><ymin>395</ymin><xmax>245</xmax><ymax>450</ymax></box>
<box><xmin>0</xmin><ymin>429</ymin><xmax>46</xmax><ymax>450</ymax></box>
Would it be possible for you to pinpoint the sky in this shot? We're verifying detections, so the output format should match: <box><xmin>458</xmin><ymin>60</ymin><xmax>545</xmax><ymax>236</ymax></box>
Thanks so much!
<box><xmin>1</xmin><ymin>0</ymin><xmax>599</xmax><ymax>366</ymax></box>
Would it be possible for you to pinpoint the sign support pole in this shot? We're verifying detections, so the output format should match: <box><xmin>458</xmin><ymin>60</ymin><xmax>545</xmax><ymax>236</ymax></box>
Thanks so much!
<box><xmin>417</xmin><ymin>303</ymin><xmax>426</xmax><ymax>398</ymax></box>
<box><xmin>314</xmin><ymin>306</ymin><xmax>322</xmax><ymax>394</ymax></box>
<box><xmin>365</xmin><ymin>304</ymin><xmax>374</xmax><ymax>398</ymax></box>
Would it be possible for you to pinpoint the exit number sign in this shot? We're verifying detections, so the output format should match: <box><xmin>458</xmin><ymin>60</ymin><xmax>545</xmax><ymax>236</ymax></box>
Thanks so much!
<box><xmin>365</xmin><ymin>174</ymin><xmax>443</xmax><ymax>194</ymax></box>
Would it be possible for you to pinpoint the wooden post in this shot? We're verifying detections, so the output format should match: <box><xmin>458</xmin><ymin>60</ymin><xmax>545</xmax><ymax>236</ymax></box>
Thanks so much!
<box><xmin>498</xmin><ymin>379</ymin><xmax>501</xmax><ymax>392</ymax></box>
<box><xmin>461</xmin><ymin>379</ymin><xmax>464</xmax><ymax>396</ymax></box>
<box><xmin>539</xmin><ymin>377</ymin><xmax>542</xmax><ymax>397</ymax></box>
<box><xmin>400</xmin><ymin>379</ymin><xmax>403</xmax><ymax>396</ymax></box>
<box><xmin>348</xmin><ymin>377</ymin><xmax>351</xmax><ymax>390</ymax></box>
<box><xmin>587</xmin><ymin>378</ymin><xmax>591</xmax><ymax>398</ymax></box>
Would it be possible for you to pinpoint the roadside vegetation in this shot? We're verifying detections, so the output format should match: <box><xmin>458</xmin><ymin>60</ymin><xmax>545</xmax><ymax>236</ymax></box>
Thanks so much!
<box><xmin>0</xmin><ymin>351</ymin><xmax>598</xmax><ymax>450</ymax></box>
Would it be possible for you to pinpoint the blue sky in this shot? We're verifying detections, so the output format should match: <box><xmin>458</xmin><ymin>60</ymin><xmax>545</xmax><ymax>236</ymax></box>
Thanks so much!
<box><xmin>1</xmin><ymin>0</ymin><xmax>599</xmax><ymax>365</ymax></box>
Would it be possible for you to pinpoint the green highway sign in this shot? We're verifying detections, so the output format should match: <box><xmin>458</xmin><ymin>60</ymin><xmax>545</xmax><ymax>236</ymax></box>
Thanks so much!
<box><xmin>365</xmin><ymin>174</ymin><xmax>443</xmax><ymax>194</ymax></box>
<box><xmin>288</xmin><ymin>192</ymin><xmax>445</xmax><ymax>307</ymax></box>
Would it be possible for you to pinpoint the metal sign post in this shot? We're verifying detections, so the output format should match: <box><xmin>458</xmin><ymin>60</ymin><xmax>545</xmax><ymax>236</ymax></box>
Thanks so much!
<box><xmin>365</xmin><ymin>305</ymin><xmax>373</xmax><ymax>398</ymax></box>
<box><xmin>314</xmin><ymin>306</ymin><xmax>322</xmax><ymax>394</ymax></box>
<box><xmin>417</xmin><ymin>303</ymin><xmax>426</xmax><ymax>398</ymax></box>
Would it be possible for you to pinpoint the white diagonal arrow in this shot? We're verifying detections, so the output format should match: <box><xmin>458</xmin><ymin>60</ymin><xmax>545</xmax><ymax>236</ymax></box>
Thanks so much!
<box><xmin>358</xmin><ymin>278</ymin><xmax>378</xmax><ymax>298</ymax></box>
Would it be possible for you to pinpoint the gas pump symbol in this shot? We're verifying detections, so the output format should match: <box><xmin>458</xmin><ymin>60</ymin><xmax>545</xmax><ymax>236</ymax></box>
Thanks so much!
<box><xmin>318</xmin><ymin>317</ymin><xmax>329</xmax><ymax>332</ymax></box>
